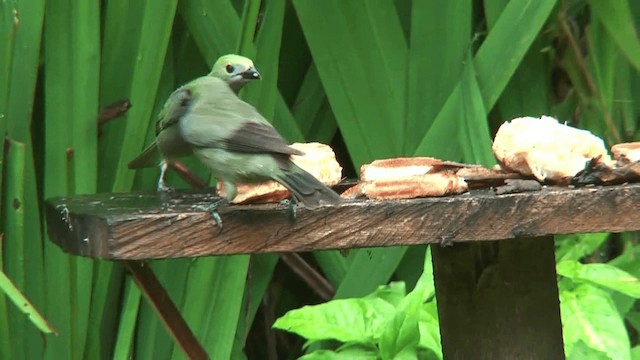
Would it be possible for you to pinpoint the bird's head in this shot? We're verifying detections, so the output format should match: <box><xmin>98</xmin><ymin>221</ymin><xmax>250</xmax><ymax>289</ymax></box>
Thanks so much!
<box><xmin>210</xmin><ymin>54</ymin><xmax>261</xmax><ymax>93</ymax></box>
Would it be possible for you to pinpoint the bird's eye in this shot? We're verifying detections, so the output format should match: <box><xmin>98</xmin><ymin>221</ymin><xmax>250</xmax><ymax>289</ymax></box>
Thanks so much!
<box><xmin>225</xmin><ymin>64</ymin><xmax>234</xmax><ymax>73</ymax></box>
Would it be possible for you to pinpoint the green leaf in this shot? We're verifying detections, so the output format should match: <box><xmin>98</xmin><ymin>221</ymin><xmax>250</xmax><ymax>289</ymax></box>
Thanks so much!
<box><xmin>173</xmin><ymin>255</ymin><xmax>250</xmax><ymax>360</ymax></box>
<box><xmin>0</xmin><ymin>270</ymin><xmax>55</xmax><ymax>334</ymax></box>
<box><xmin>418</xmin><ymin>303</ymin><xmax>442</xmax><ymax>360</ymax></box>
<box><xmin>414</xmin><ymin>0</ymin><xmax>558</xmax><ymax>158</ymax></box>
<box><xmin>567</xmin><ymin>340</ymin><xmax>612</xmax><ymax>360</ymax></box>
<box><xmin>300</xmin><ymin>348</ymin><xmax>378</xmax><ymax>360</ymax></box>
<box><xmin>458</xmin><ymin>54</ymin><xmax>495</xmax><ymax>166</ymax></box>
<box><xmin>560</xmin><ymin>284</ymin><xmax>630</xmax><ymax>360</ymax></box>
<box><xmin>555</xmin><ymin>233</ymin><xmax>609</xmax><ymax>262</ymax></box>
<box><xmin>590</xmin><ymin>0</ymin><xmax>640</xmax><ymax>74</ymax></box>
<box><xmin>365</xmin><ymin>282</ymin><xmax>406</xmax><ymax>307</ymax></box>
<box><xmin>557</xmin><ymin>260</ymin><xmax>640</xmax><ymax>298</ymax></box>
<box><xmin>405</xmin><ymin>0</ymin><xmax>471</xmax><ymax>153</ymax></box>
<box><xmin>293</xmin><ymin>0</ymin><xmax>408</xmax><ymax>166</ymax></box>
<box><xmin>273</xmin><ymin>298</ymin><xmax>394</xmax><ymax>345</ymax></box>
<box><xmin>112</xmin><ymin>279</ymin><xmax>141</xmax><ymax>360</ymax></box>
<box><xmin>335</xmin><ymin>247</ymin><xmax>407</xmax><ymax>299</ymax></box>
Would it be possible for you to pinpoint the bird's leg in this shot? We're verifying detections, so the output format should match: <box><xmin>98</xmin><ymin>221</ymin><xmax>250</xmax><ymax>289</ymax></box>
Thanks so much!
<box><xmin>157</xmin><ymin>161</ymin><xmax>173</xmax><ymax>192</ymax></box>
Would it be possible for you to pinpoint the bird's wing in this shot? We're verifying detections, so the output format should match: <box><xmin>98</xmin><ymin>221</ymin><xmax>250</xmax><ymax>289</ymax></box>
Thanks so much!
<box><xmin>128</xmin><ymin>87</ymin><xmax>192</xmax><ymax>169</ymax></box>
<box><xmin>179</xmin><ymin>77</ymin><xmax>303</xmax><ymax>157</ymax></box>
<box><xmin>155</xmin><ymin>87</ymin><xmax>192</xmax><ymax>135</ymax></box>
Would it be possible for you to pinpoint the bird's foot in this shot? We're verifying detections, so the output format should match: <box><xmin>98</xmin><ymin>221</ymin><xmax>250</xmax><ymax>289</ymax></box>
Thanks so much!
<box><xmin>279</xmin><ymin>197</ymin><xmax>298</xmax><ymax>220</ymax></box>
<box><xmin>157</xmin><ymin>182</ymin><xmax>174</xmax><ymax>193</ymax></box>
<box><xmin>195</xmin><ymin>199</ymin><xmax>229</xmax><ymax>235</ymax></box>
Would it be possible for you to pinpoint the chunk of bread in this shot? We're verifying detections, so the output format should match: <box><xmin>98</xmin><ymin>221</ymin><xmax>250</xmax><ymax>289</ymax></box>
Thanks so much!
<box><xmin>611</xmin><ymin>142</ymin><xmax>640</xmax><ymax>165</ymax></box>
<box><xmin>218</xmin><ymin>142</ymin><xmax>343</xmax><ymax>204</ymax></box>
<box><xmin>342</xmin><ymin>157</ymin><xmax>470</xmax><ymax>200</ymax></box>
<box><xmin>492</xmin><ymin>116</ymin><xmax>613</xmax><ymax>183</ymax></box>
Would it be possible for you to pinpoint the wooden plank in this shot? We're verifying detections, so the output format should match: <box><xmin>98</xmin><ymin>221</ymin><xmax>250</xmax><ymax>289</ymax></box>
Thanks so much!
<box><xmin>431</xmin><ymin>236</ymin><xmax>564</xmax><ymax>359</ymax></box>
<box><xmin>45</xmin><ymin>183</ymin><xmax>640</xmax><ymax>259</ymax></box>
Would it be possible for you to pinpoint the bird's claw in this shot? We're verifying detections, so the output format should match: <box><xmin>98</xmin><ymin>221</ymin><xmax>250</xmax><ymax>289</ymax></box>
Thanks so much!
<box><xmin>211</xmin><ymin>209</ymin><xmax>223</xmax><ymax>234</ymax></box>
<box><xmin>279</xmin><ymin>198</ymin><xmax>298</xmax><ymax>220</ymax></box>
<box><xmin>157</xmin><ymin>182</ymin><xmax>174</xmax><ymax>193</ymax></box>
<box><xmin>195</xmin><ymin>199</ymin><xmax>228</xmax><ymax>235</ymax></box>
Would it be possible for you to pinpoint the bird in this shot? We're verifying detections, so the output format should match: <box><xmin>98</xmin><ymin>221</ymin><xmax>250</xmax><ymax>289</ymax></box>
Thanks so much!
<box><xmin>177</xmin><ymin>75</ymin><xmax>342</xmax><ymax>227</ymax></box>
<box><xmin>128</xmin><ymin>54</ymin><xmax>261</xmax><ymax>191</ymax></box>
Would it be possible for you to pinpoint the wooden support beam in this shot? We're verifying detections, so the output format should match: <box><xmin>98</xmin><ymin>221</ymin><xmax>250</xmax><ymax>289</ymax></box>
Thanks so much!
<box><xmin>45</xmin><ymin>183</ymin><xmax>640</xmax><ymax>259</ymax></box>
<box><xmin>123</xmin><ymin>261</ymin><xmax>209</xmax><ymax>360</ymax></box>
<box><xmin>431</xmin><ymin>237</ymin><xmax>564</xmax><ymax>359</ymax></box>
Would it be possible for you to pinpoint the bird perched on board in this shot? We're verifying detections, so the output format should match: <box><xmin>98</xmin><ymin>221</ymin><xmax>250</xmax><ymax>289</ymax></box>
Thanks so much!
<box><xmin>128</xmin><ymin>54</ymin><xmax>262</xmax><ymax>191</ymax></box>
<box><xmin>177</xmin><ymin>75</ymin><xmax>342</xmax><ymax>227</ymax></box>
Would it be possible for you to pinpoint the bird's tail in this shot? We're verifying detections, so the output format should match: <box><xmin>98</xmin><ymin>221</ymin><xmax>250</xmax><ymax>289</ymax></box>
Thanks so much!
<box><xmin>275</xmin><ymin>163</ymin><xmax>343</xmax><ymax>209</ymax></box>
<box><xmin>128</xmin><ymin>142</ymin><xmax>160</xmax><ymax>169</ymax></box>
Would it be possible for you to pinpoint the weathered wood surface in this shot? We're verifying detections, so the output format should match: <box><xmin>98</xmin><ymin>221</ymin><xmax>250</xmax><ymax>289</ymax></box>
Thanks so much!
<box><xmin>432</xmin><ymin>237</ymin><xmax>564</xmax><ymax>359</ymax></box>
<box><xmin>45</xmin><ymin>183</ymin><xmax>640</xmax><ymax>259</ymax></box>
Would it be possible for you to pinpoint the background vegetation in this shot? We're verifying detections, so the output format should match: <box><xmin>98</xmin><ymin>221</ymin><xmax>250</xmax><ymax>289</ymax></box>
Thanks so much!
<box><xmin>1</xmin><ymin>0</ymin><xmax>640</xmax><ymax>358</ymax></box>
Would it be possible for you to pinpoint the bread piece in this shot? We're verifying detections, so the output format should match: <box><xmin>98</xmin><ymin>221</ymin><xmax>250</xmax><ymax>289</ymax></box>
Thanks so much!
<box><xmin>492</xmin><ymin>116</ymin><xmax>613</xmax><ymax>183</ymax></box>
<box><xmin>360</xmin><ymin>157</ymin><xmax>477</xmax><ymax>181</ymax></box>
<box><xmin>359</xmin><ymin>173</ymin><xmax>468</xmax><ymax>200</ymax></box>
<box><xmin>218</xmin><ymin>142</ymin><xmax>343</xmax><ymax>204</ymax></box>
<box><xmin>611</xmin><ymin>142</ymin><xmax>640</xmax><ymax>165</ymax></box>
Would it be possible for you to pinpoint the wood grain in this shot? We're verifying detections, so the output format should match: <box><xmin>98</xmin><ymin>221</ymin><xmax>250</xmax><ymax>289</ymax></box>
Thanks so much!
<box><xmin>45</xmin><ymin>183</ymin><xmax>640</xmax><ymax>259</ymax></box>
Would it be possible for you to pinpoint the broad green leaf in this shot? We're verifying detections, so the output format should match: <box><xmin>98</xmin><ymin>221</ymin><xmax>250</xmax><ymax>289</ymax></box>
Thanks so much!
<box><xmin>300</xmin><ymin>348</ymin><xmax>378</xmax><ymax>360</ymax></box>
<box><xmin>405</xmin><ymin>0</ymin><xmax>471</xmax><ymax>153</ymax></box>
<box><xmin>590</xmin><ymin>0</ymin><xmax>640</xmax><ymax>74</ymax></box>
<box><xmin>418</xmin><ymin>305</ymin><xmax>442</xmax><ymax>359</ymax></box>
<box><xmin>172</xmin><ymin>255</ymin><xmax>250</xmax><ymax>360</ymax></box>
<box><xmin>560</xmin><ymin>284</ymin><xmax>630</xmax><ymax>360</ymax></box>
<box><xmin>557</xmin><ymin>260</ymin><xmax>640</xmax><ymax>298</ymax></box>
<box><xmin>365</xmin><ymin>282</ymin><xmax>406</xmax><ymax>307</ymax></box>
<box><xmin>379</xmin><ymin>247</ymin><xmax>434</xmax><ymax>360</ymax></box>
<box><xmin>335</xmin><ymin>247</ymin><xmax>407</xmax><ymax>299</ymax></box>
<box><xmin>414</xmin><ymin>0</ymin><xmax>558</xmax><ymax>157</ymax></box>
<box><xmin>273</xmin><ymin>298</ymin><xmax>394</xmax><ymax>344</ymax></box>
<box><xmin>293</xmin><ymin>0</ymin><xmax>408</xmax><ymax>166</ymax></box>
<box><xmin>378</xmin><ymin>283</ymin><xmax>420</xmax><ymax>360</ymax></box>
<box><xmin>458</xmin><ymin>54</ymin><xmax>495</xmax><ymax>166</ymax></box>
<box><xmin>555</xmin><ymin>233</ymin><xmax>609</xmax><ymax>262</ymax></box>
<box><xmin>112</xmin><ymin>279</ymin><xmax>141</xmax><ymax>360</ymax></box>
<box><xmin>567</xmin><ymin>340</ymin><xmax>612</xmax><ymax>360</ymax></box>
<box><xmin>110</xmin><ymin>0</ymin><xmax>178</xmax><ymax>192</ymax></box>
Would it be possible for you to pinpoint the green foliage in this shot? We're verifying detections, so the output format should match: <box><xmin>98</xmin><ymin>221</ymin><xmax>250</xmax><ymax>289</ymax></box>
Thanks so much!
<box><xmin>274</xmin><ymin>248</ymin><xmax>441</xmax><ymax>359</ymax></box>
<box><xmin>1</xmin><ymin>0</ymin><xmax>640</xmax><ymax>358</ymax></box>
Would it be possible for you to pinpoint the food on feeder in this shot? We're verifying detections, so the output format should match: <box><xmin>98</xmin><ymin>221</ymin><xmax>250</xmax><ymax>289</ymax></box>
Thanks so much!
<box><xmin>611</xmin><ymin>142</ymin><xmax>640</xmax><ymax>165</ymax></box>
<box><xmin>492</xmin><ymin>116</ymin><xmax>614</xmax><ymax>183</ymax></box>
<box><xmin>342</xmin><ymin>157</ymin><xmax>470</xmax><ymax>200</ymax></box>
<box><xmin>217</xmin><ymin>142</ymin><xmax>343</xmax><ymax>204</ymax></box>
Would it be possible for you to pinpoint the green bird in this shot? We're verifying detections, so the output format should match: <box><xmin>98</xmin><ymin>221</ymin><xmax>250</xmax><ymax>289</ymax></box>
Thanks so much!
<box><xmin>177</xmin><ymin>75</ymin><xmax>342</xmax><ymax>224</ymax></box>
<box><xmin>128</xmin><ymin>54</ymin><xmax>261</xmax><ymax>191</ymax></box>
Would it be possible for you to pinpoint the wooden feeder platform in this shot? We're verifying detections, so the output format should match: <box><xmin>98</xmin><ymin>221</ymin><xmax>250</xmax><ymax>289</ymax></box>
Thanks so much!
<box><xmin>45</xmin><ymin>183</ymin><xmax>640</xmax><ymax>359</ymax></box>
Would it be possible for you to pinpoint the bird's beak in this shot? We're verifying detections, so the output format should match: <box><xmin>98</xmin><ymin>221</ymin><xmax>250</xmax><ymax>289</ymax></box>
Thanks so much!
<box><xmin>241</xmin><ymin>67</ymin><xmax>261</xmax><ymax>80</ymax></box>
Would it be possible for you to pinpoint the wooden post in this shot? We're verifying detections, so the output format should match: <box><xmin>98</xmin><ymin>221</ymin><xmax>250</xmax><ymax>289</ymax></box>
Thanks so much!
<box><xmin>432</xmin><ymin>237</ymin><xmax>564</xmax><ymax>359</ymax></box>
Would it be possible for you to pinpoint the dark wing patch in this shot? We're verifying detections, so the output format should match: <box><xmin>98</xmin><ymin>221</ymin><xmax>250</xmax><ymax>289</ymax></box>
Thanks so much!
<box><xmin>224</xmin><ymin>121</ymin><xmax>305</xmax><ymax>156</ymax></box>
<box><xmin>156</xmin><ymin>88</ymin><xmax>192</xmax><ymax>135</ymax></box>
